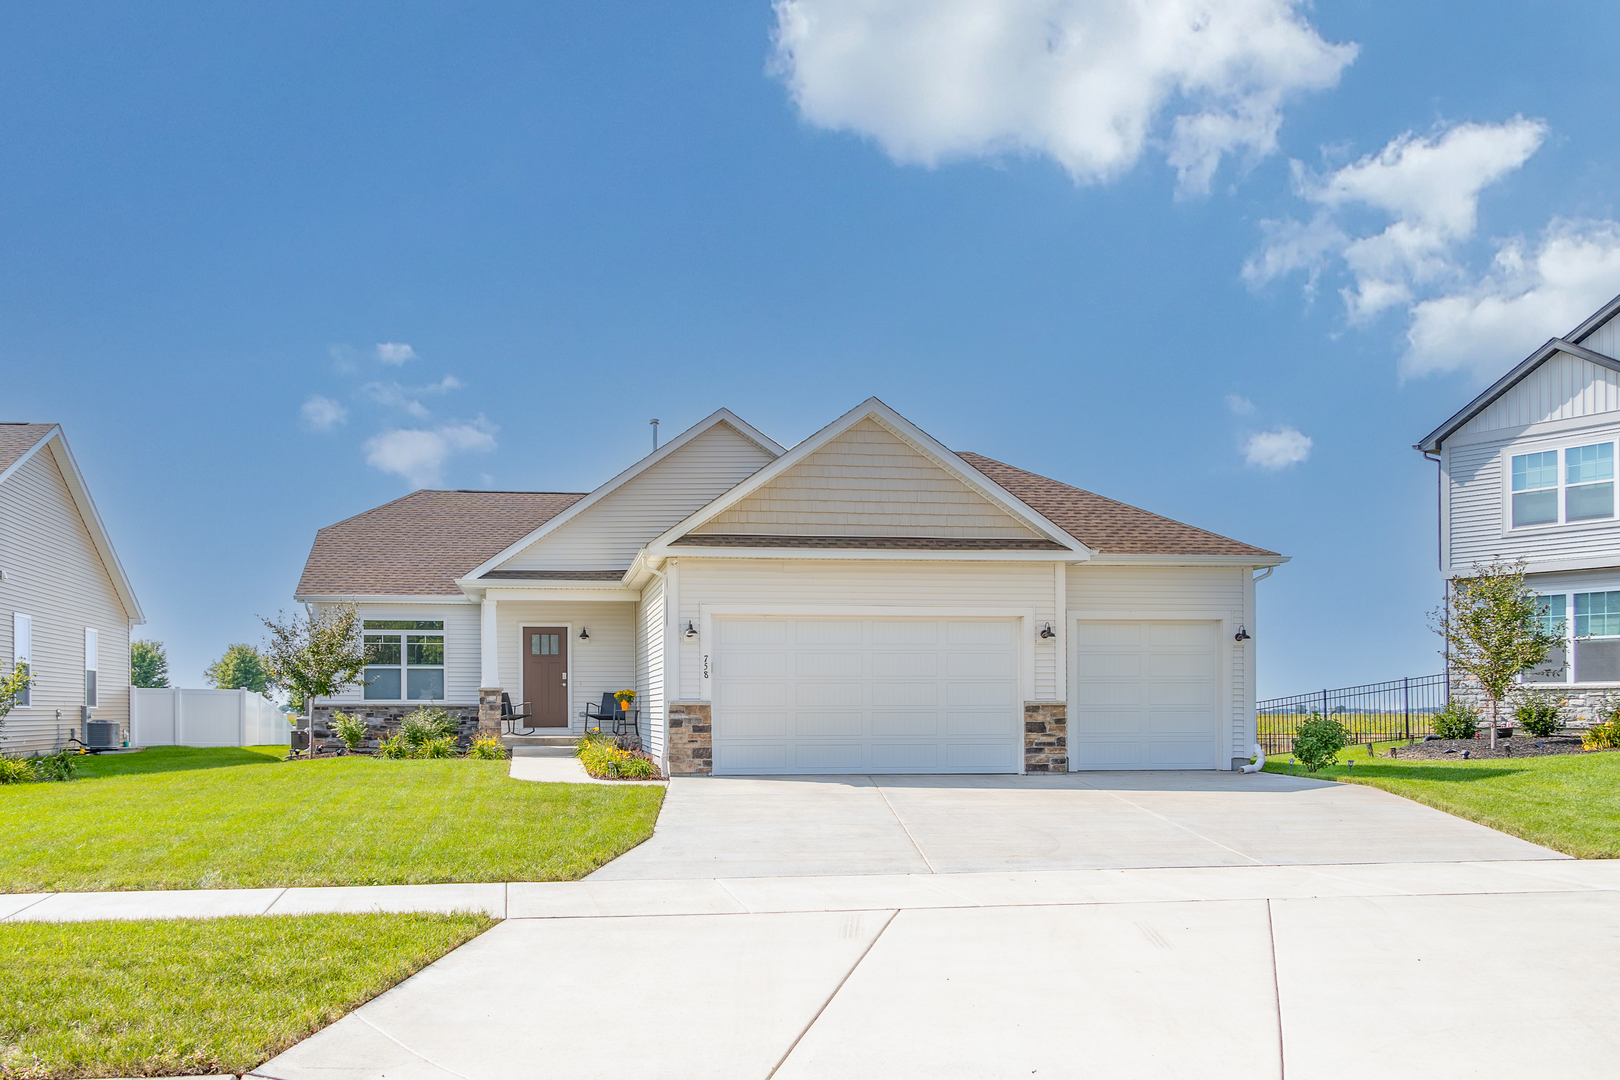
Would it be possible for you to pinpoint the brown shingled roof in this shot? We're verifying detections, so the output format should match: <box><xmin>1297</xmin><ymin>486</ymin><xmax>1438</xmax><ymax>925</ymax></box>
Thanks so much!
<box><xmin>296</xmin><ymin>489</ymin><xmax>587</xmax><ymax>596</ymax></box>
<box><xmin>0</xmin><ymin>424</ymin><xmax>57</xmax><ymax>476</ymax></box>
<box><xmin>671</xmin><ymin>534</ymin><xmax>1068</xmax><ymax>551</ymax></box>
<box><xmin>956</xmin><ymin>452</ymin><xmax>1279</xmax><ymax>558</ymax></box>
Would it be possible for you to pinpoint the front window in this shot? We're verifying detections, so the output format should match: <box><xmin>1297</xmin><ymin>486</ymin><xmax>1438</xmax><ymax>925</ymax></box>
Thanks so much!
<box><xmin>1567</xmin><ymin>443</ymin><xmax>1616</xmax><ymax>521</ymax></box>
<box><xmin>1511</xmin><ymin>451</ymin><xmax>1558</xmax><ymax>527</ymax></box>
<box><xmin>1575</xmin><ymin>591</ymin><xmax>1620</xmax><ymax>683</ymax></box>
<box><xmin>364</xmin><ymin>620</ymin><xmax>445</xmax><ymax>700</ymax></box>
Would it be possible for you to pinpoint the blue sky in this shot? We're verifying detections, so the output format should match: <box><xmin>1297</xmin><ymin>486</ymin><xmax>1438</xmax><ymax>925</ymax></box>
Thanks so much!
<box><xmin>5</xmin><ymin>1</ymin><xmax>1620</xmax><ymax>696</ymax></box>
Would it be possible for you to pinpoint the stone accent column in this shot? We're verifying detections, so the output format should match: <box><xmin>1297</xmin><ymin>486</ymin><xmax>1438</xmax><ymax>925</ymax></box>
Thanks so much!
<box><xmin>666</xmin><ymin>701</ymin><xmax>712</xmax><ymax>776</ymax></box>
<box><xmin>478</xmin><ymin>688</ymin><xmax>502</xmax><ymax>738</ymax></box>
<box><xmin>1024</xmin><ymin>702</ymin><xmax>1067</xmax><ymax>773</ymax></box>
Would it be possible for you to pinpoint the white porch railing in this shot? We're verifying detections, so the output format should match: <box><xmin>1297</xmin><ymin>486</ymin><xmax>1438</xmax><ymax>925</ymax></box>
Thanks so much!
<box><xmin>131</xmin><ymin>687</ymin><xmax>291</xmax><ymax>747</ymax></box>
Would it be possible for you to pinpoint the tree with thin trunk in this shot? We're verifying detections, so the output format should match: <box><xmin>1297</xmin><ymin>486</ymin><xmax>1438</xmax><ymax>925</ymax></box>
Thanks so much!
<box><xmin>0</xmin><ymin>662</ymin><xmax>32</xmax><ymax>754</ymax></box>
<box><xmin>130</xmin><ymin>639</ymin><xmax>170</xmax><ymax>688</ymax></box>
<box><xmin>1430</xmin><ymin>558</ymin><xmax>1565</xmax><ymax>749</ymax></box>
<box><xmin>260</xmin><ymin>604</ymin><xmax>368</xmax><ymax>756</ymax></box>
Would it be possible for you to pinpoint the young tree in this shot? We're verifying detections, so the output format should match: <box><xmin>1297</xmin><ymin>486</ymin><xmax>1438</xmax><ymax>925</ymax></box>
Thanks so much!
<box><xmin>260</xmin><ymin>604</ymin><xmax>368</xmax><ymax>754</ymax></box>
<box><xmin>204</xmin><ymin>643</ymin><xmax>270</xmax><ymax>694</ymax></box>
<box><xmin>0</xmin><ymin>662</ymin><xmax>32</xmax><ymax>753</ymax></box>
<box><xmin>130</xmin><ymin>639</ymin><xmax>170</xmax><ymax>688</ymax></box>
<box><xmin>1430</xmin><ymin>558</ymin><xmax>1565</xmax><ymax>749</ymax></box>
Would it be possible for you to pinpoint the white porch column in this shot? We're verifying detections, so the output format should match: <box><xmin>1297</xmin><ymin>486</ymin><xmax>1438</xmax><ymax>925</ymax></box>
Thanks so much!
<box><xmin>480</xmin><ymin>596</ymin><xmax>500</xmax><ymax>689</ymax></box>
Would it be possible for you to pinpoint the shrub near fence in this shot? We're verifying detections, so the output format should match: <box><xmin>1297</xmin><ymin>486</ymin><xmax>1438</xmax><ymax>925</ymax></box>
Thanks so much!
<box><xmin>1257</xmin><ymin>675</ymin><xmax>1446</xmax><ymax>756</ymax></box>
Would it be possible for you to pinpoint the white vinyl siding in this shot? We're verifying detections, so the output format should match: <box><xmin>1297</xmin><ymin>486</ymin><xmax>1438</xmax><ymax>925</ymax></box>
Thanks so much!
<box><xmin>497</xmin><ymin>422</ymin><xmax>774</xmax><ymax>571</ymax></box>
<box><xmin>672</xmin><ymin>559</ymin><xmax>1060</xmax><ymax>703</ymax></box>
<box><xmin>1067</xmin><ymin>564</ymin><xmax>1249</xmax><ymax>765</ymax></box>
<box><xmin>1580</xmin><ymin>317</ymin><xmax>1620</xmax><ymax>363</ymax></box>
<box><xmin>690</xmin><ymin>417</ymin><xmax>1044</xmax><ymax>539</ymax></box>
<box><xmin>1446</xmin><ymin>417</ymin><xmax>1620</xmax><ymax>571</ymax></box>
<box><xmin>1455</xmin><ymin>351</ymin><xmax>1620</xmax><ymax>438</ymax></box>
<box><xmin>0</xmin><ymin>444</ymin><xmax>132</xmax><ymax>755</ymax></box>
<box><xmin>636</xmin><ymin>577</ymin><xmax>667</xmax><ymax>759</ymax></box>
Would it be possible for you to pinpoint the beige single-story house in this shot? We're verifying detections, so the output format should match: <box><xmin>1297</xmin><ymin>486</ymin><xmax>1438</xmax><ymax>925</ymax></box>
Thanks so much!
<box><xmin>1</xmin><ymin>423</ymin><xmax>145</xmax><ymax>755</ymax></box>
<box><xmin>296</xmin><ymin>399</ymin><xmax>1285</xmax><ymax>775</ymax></box>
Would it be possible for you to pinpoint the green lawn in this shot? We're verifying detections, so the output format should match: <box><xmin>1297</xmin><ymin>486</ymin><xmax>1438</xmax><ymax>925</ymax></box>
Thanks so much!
<box><xmin>1265</xmin><ymin>745</ymin><xmax>1620</xmax><ymax>858</ymax></box>
<box><xmin>0</xmin><ymin>913</ymin><xmax>491</xmax><ymax>1078</ymax></box>
<box><xmin>0</xmin><ymin>746</ymin><xmax>664</xmax><ymax>892</ymax></box>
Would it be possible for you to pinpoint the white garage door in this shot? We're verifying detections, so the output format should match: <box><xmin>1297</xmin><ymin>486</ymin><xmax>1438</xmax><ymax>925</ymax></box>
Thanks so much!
<box><xmin>711</xmin><ymin>617</ymin><xmax>1022</xmax><ymax>775</ymax></box>
<box><xmin>1070</xmin><ymin>620</ymin><xmax>1221</xmax><ymax>770</ymax></box>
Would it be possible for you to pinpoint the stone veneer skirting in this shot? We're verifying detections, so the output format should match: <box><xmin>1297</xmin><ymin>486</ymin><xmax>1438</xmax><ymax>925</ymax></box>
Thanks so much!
<box><xmin>666</xmin><ymin>701</ymin><xmax>712</xmax><ymax>776</ymax></box>
<box><xmin>1448</xmin><ymin>671</ymin><xmax>1606</xmax><ymax>728</ymax></box>
<box><xmin>1023</xmin><ymin>702</ymin><xmax>1067</xmax><ymax>773</ymax></box>
<box><xmin>307</xmin><ymin>703</ymin><xmax>482</xmax><ymax>751</ymax></box>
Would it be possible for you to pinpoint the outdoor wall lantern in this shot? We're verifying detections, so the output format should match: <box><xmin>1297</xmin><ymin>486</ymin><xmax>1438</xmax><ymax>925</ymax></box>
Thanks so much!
<box><xmin>684</xmin><ymin>621</ymin><xmax>698</xmax><ymax>639</ymax></box>
<box><xmin>1234</xmin><ymin>625</ymin><xmax>1251</xmax><ymax>641</ymax></box>
<box><xmin>1039</xmin><ymin>623</ymin><xmax>1056</xmax><ymax>639</ymax></box>
<box><xmin>578</xmin><ymin>627</ymin><xmax>590</xmax><ymax>640</ymax></box>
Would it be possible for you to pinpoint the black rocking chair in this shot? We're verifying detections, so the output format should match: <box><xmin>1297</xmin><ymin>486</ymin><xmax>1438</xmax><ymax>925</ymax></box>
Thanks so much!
<box><xmin>584</xmin><ymin>693</ymin><xmax>640</xmax><ymax>742</ymax></box>
<box><xmin>500</xmin><ymin>693</ymin><xmax>538</xmax><ymax>736</ymax></box>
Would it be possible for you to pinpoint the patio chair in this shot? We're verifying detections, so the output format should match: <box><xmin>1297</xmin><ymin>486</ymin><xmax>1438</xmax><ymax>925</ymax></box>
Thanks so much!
<box><xmin>500</xmin><ymin>693</ymin><xmax>537</xmax><ymax>736</ymax></box>
<box><xmin>584</xmin><ymin>693</ymin><xmax>641</xmax><ymax>743</ymax></box>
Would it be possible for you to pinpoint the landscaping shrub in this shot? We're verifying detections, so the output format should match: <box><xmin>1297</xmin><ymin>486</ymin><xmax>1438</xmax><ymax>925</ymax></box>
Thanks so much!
<box><xmin>400</xmin><ymin>707</ymin><xmax>457</xmax><ymax>749</ymax></box>
<box><xmin>1431</xmin><ymin>701</ymin><xmax>1481</xmax><ymax>740</ymax></box>
<box><xmin>0</xmin><ymin>756</ymin><xmax>34</xmax><ymax>784</ymax></box>
<box><xmin>414</xmin><ymin>735</ymin><xmax>457</xmax><ymax>759</ymax></box>
<box><xmin>30</xmin><ymin>750</ymin><xmax>77</xmax><ymax>783</ymax></box>
<box><xmin>378</xmin><ymin>731</ymin><xmax>413</xmax><ymax>759</ymax></box>
<box><xmin>1292</xmin><ymin>713</ymin><xmax>1349</xmax><ymax>772</ymax></box>
<box><xmin>575</xmin><ymin>735</ymin><xmax>660</xmax><ymax>780</ymax></box>
<box><xmin>1515</xmin><ymin>696</ymin><xmax>1565</xmax><ymax>738</ymax></box>
<box><xmin>329</xmin><ymin>711</ymin><xmax>370</xmax><ymax>751</ymax></box>
<box><xmin>467</xmin><ymin>736</ymin><xmax>508</xmax><ymax>760</ymax></box>
<box><xmin>1583</xmin><ymin>720</ymin><xmax>1620</xmax><ymax>751</ymax></box>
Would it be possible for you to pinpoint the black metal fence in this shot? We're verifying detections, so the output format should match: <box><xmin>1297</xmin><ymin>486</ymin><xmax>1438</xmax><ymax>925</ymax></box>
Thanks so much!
<box><xmin>1256</xmin><ymin>674</ymin><xmax>1448</xmax><ymax>756</ymax></box>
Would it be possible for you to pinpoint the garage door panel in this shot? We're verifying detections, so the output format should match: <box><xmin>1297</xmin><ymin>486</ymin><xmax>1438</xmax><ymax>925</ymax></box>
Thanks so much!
<box><xmin>870</xmin><ymin>711</ymin><xmax>940</xmax><ymax>736</ymax></box>
<box><xmin>1072</xmin><ymin>620</ymin><xmax>1221</xmax><ymax>771</ymax></box>
<box><xmin>713</xmin><ymin>616</ymin><xmax>1020</xmax><ymax>775</ymax></box>
<box><xmin>796</xmin><ymin>620</ymin><xmax>864</xmax><ymax>645</ymax></box>
<box><xmin>795</xmin><ymin>652</ymin><xmax>864</xmax><ymax>678</ymax></box>
<box><xmin>871</xmin><ymin>653</ymin><xmax>938</xmax><ymax>678</ymax></box>
<box><xmin>796</xmin><ymin>711</ymin><xmax>864</xmax><ymax>737</ymax></box>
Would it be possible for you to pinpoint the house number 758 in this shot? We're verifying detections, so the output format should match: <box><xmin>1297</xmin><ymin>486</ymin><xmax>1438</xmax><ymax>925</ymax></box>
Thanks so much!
<box><xmin>702</xmin><ymin>654</ymin><xmax>710</xmax><ymax>679</ymax></box>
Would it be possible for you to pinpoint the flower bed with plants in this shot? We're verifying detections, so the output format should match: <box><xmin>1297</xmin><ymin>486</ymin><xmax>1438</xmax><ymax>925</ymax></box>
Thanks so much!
<box><xmin>326</xmin><ymin>707</ymin><xmax>508</xmax><ymax>761</ymax></box>
<box><xmin>575</xmin><ymin>732</ymin><xmax>662</xmax><ymax>780</ymax></box>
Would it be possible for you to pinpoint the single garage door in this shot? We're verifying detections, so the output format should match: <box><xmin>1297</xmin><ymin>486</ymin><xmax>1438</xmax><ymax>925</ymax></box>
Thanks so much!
<box><xmin>1070</xmin><ymin>620</ymin><xmax>1221</xmax><ymax>769</ymax></box>
<box><xmin>711</xmin><ymin>616</ymin><xmax>1022</xmax><ymax>775</ymax></box>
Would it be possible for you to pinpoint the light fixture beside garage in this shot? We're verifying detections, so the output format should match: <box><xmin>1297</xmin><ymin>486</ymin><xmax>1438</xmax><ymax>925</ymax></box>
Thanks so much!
<box><xmin>1234</xmin><ymin>625</ymin><xmax>1251</xmax><ymax>641</ymax></box>
<box><xmin>1039</xmin><ymin>623</ymin><xmax>1055</xmax><ymax>639</ymax></box>
<box><xmin>684</xmin><ymin>621</ymin><xmax>698</xmax><ymax>639</ymax></box>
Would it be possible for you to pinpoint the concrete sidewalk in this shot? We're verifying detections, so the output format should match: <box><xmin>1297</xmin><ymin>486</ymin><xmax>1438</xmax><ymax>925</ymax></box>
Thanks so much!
<box><xmin>241</xmin><ymin>859</ymin><xmax>1620</xmax><ymax>1080</ymax></box>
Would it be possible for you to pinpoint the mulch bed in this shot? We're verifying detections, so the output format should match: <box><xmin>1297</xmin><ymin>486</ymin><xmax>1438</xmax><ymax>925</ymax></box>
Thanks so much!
<box><xmin>1379</xmin><ymin>735</ymin><xmax>1610</xmax><ymax>760</ymax></box>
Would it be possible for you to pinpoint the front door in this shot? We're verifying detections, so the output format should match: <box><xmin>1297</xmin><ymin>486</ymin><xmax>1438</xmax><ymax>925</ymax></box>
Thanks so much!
<box><xmin>522</xmin><ymin>627</ymin><xmax>569</xmax><ymax>727</ymax></box>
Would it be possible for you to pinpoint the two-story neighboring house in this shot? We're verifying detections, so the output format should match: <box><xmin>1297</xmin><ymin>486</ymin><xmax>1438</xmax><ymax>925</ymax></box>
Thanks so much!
<box><xmin>1417</xmin><ymin>292</ymin><xmax>1620</xmax><ymax>712</ymax></box>
<box><xmin>0</xmin><ymin>424</ymin><xmax>144</xmax><ymax>755</ymax></box>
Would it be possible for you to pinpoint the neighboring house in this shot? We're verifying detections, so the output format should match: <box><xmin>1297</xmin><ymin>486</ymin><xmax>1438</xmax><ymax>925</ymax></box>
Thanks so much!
<box><xmin>297</xmin><ymin>399</ymin><xmax>1285</xmax><ymax>774</ymax></box>
<box><xmin>0</xmin><ymin>424</ymin><xmax>145</xmax><ymax>755</ymax></box>
<box><xmin>1417</xmin><ymin>291</ymin><xmax>1620</xmax><ymax>714</ymax></box>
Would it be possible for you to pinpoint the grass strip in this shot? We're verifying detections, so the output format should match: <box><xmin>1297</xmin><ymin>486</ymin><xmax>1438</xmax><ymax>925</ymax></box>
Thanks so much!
<box><xmin>1265</xmin><ymin>744</ymin><xmax>1620</xmax><ymax>858</ymax></box>
<box><xmin>0</xmin><ymin>912</ymin><xmax>492</xmax><ymax>1079</ymax></box>
<box><xmin>0</xmin><ymin>746</ymin><xmax>664</xmax><ymax>892</ymax></box>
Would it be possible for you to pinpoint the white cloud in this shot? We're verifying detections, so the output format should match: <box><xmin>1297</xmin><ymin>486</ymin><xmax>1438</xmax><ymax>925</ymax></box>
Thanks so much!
<box><xmin>375</xmin><ymin>342</ymin><xmax>417</xmax><ymax>365</ymax></box>
<box><xmin>770</xmin><ymin>0</ymin><xmax>1355</xmax><ymax>196</ymax></box>
<box><xmin>1243</xmin><ymin>426</ymin><xmax>1311</xmax><ymax>469</ymax></box>
<box><xmin>1403</xmin><ymin>221</ymin><xmax>1620</xmax><ymax>379</ymax></box>
<box><xmin>362</xmin><ymin>376</ymin><xmax>465</xmax><ymax>420</ymax></box>
<box><xmin>364</xmin><ymin>419</ymin><xmax>498</xmax><ymax>488</ymax></box>
<box><xmin>1248</xmin><ymin>118</ymin><xmax>1547</xmax><ymax>318</ymax></box>
<box><xmin>300</xmin><ymin>395</ymin><xmax>348</xmax><ymax>431</ymax></box>
<box><xmin>1225</xmin><ymin>393</ymin><xmax>1255</xmax><ymax>415</ymax></box>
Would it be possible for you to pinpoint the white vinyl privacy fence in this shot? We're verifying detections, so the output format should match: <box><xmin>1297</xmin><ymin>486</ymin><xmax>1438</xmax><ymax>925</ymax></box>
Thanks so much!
<box><xmin>131</xmin><ymin>688</ymin><xmax>291</xmax><ymax>747</ymax></box>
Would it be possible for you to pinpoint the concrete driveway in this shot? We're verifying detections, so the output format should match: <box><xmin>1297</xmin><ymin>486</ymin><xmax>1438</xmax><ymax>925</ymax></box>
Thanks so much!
<box><xmin>252</xmin><ymin>773</ymin><xmax>1617</xmax><ymax>1079</ymax></box>
<box><xmin>589</xmin><ymin>770</ymin><xmax>1562</xmax><ymax>879</ymax></box>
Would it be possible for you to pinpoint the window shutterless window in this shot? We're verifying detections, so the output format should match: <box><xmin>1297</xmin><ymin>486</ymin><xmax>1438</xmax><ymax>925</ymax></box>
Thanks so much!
<box><xmin>84</xmin><ymin>628</ymin><xmax>98</xmax><ymax>707</ymax></box>
<box><xmin>1509</xmin><ymin>442</ymin><xmax>1617</xmax><ymax>528</ymax></box>
<box><xmin>1523</xmin><ymin>594</ymin><xmax>1570</xmax><ymax>684</ymax></box>
<box><xmin>1575</xmin><ymin>591</ymin><xmax>1620</xmax><ymax>682</ymax></box>
<box><xmin>10</xmin><ymin>613</ymin><xmax>30</xmax><ymax>707</ymax></box>
<box><xmin>363</xmin><ymin>619</ymin><xmax>445</xmax><ymax>700</ymax></box>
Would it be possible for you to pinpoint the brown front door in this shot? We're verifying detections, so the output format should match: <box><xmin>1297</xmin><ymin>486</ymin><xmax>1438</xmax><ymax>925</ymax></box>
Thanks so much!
<box><xmin>522</xmin><ymin>627</ymin><xmax>569</xmax><ymax>727</ymax></box>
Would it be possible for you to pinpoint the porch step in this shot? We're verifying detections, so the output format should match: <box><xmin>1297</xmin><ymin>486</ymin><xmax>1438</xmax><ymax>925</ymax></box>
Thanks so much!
<box><xmin>500</xmin><ymin>734</ymin><xmax>576</xmax><ymax>748</ymax></box>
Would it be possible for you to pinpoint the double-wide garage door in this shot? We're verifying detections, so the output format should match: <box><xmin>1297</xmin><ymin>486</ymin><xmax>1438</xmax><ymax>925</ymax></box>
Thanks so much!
<box><xmin>711</xmin><ymin>617</ymin><xmax>1022</xmax><ymax>775</ymax></box>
